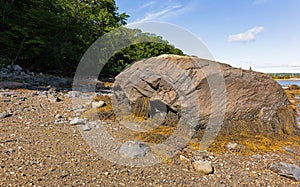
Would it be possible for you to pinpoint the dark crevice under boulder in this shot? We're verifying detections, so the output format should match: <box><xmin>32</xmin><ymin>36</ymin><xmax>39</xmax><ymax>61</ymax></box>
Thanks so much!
<box><xmin>113</xmin><ymin>55</ymin><xmax>299</xmax><ymax>139</ymax></box>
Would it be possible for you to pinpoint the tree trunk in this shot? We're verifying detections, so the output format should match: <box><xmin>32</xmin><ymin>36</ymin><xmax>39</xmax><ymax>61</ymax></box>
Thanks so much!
<box><xmin>11</xmin><ymin>37</ymin><xmax>25</xmax><ymax>65</ymax></box>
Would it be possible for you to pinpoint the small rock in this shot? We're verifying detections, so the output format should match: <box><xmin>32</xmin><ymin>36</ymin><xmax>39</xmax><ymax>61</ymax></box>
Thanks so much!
<box><xmin>66</xmin><ymin>91</ymin><xmax>82</xmax><ymax>98</ymax></box>
<box><xmin>91</xmin><ymin>101</ymin><xmax>105</xmax><ymax>108</ymax></box>
<box><xmin>74</xmin><ymin>108</ymin><xmax>86</xmax><ymax>114</ymax></box>
<box><xmin>6</xmin><ymin>65</ymin><xmax>12</xmax><ymax>71</ymax></box>
<box><xmin>119</xmin><ymin>140</ymin><xmax>150</xmax><ymax>158</ymax></box>
<box><xmin>179</xmin><ymin>155</ymin><xmax>191</xmax><ymax>163</ymax></box>
<box><xmin>12</xmin><ymin>65</ymin><xmax>22</xmax><ymax>71</ymax></box>
<box><xmin>227</xmin><ymin>142</ymin><xmax>238</xmax><ymax>150</ymax></box>
<box><xmin>193</xmin><ymin>160</ymin><xmax>214</xmax><ymax>175</ymax></box>
<box><xmin>48</xmin><ymin>87</ymin><xmax>58</xmax><ymax>93</ymax></box>
<box><xmin>55</xmin><ymin>114</ymin><xmax>62</xmax><ymax>119</ymax></box>
<box><xmin>0</xmin><ymin>91</ymin><xmax>17</xmax><ymax>97</ymax></box>
<box><xmin>48</xmin><ymin>95</ymin><xmax>62</xmax><ymax>102</ymax></box>
<box><xmin>18</xmin><ymin>97</ymin><xmax>27</xmax><ymax>102</ymax></box>
<box><xmin>69</xmin><ymin>117</ymin><xmax>86</xmax><ymax>125</ymax></box>
<box><xmin>74</xmin><ymin>105</ymin><xmax>85</xmax><ymax>110</ymax></box>
<box><xmin>6</xmin><ymin>148</ymin><xmax>15</xmax><ymax>154</ymax></box>
<box><xmin>0</xmin><ymin>112</ymin><xmax>11</xmax><ymax>119</ymax></box>
<box><xmin>82</xmin><ymin>125</ymin><xmax>91</xmax><ymax>131</ymax></box>
<box><xmin>54</xmin><ymin>119</ymin><xmax>62</xmax><ymax>124</ymax></box>
<box><xmin>88</xmin><ymin>121</ymin><xmax>101</xmax><ymax>126</ymax></box>
<box><xmin>282</xmin><ymin>147</ymin><xmax>294</xmax><ymax>153</ymax></box>
<box><xmin>252</xmin><ymin>154</ymin><xmax>262</xmax><ymax>159</ymax></box>
<box><xmin>270</xmin><ymin>162</ymin><xmax>300</xmax><ymax>181</ymax></box>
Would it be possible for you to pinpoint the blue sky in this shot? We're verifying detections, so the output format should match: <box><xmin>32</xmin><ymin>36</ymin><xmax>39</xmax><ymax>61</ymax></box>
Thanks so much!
<box><xmin>115</xmin><ymin>0</ymin><xmax>300</xmax><ymax>73</ymax></box>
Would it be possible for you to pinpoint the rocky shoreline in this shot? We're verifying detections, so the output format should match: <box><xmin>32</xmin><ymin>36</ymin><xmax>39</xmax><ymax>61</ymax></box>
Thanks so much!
<box><xmin>1</xmin><ymin>64</ymin><xmax>300</xmax><ymax>186</ymax></box>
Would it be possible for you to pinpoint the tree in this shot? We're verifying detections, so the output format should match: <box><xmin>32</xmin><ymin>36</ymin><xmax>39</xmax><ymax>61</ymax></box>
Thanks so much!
<box><xmin>0</xmin><ymin>0</ymin><xmax>128</xmax><ymax>74</ymax></box>
<box><xmin>1</xmin><ymin>0</ymin><xmax>184</xmax><ymax>76</ymax></box>
<box><xmin>101</xmin><ymin>28</ymin><xmax>184</xmax><ymax>76</ymax></box>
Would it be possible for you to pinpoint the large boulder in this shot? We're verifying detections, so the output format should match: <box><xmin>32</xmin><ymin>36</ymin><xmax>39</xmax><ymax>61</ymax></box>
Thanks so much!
<box><xmin>113</xmin><ymin>55</ymin><xmax>299</xmax><ymax>138</ymax></box>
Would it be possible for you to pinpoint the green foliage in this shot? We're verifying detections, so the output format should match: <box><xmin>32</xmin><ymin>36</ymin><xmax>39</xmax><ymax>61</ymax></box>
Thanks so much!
<box><xmin>0</xmin><ymin>0</ymin><xmax>128</xmax><ymax>74</ymax></box>
<box><xmin>102</xmin><ymin>29</ymin><xmax>184</xmax><ymax>76</ymax></box>
<box><xmin>1</xmin><ymin>0</ymin><xmax>183</xmax><ymax>76</ymax></box>
<box><xmin>269</xmin><ymin>73</ymin><xmax>300</xmax><ymax>79</ymax></box>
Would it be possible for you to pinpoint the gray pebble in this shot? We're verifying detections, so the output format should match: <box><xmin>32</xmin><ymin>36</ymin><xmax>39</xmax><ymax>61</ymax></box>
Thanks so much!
<box><xmin>82</xmin><ymin>125</ymin><xmax>91</xmax><ymax>131</ymax></box>
<box><xmin>69</xmin><ymin>117</ymin><xmax>86</xmax><ymax>125</ymax></box>
<box><xmin>0</xmin><ymin>112</ymin><xmax>11</xmax><ymax>119</ymax></box>
<box><xmin>270</xmin><ymin>162</ymin><xmax>300</xmax><ymax>181</ymax></box>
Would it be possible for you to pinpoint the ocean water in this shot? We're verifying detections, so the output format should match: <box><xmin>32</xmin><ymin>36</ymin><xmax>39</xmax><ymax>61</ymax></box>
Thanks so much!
<box><xmin>276</xmin><ymin>80</ymin><xmax>300</xmax><ymax>87</ymax></box>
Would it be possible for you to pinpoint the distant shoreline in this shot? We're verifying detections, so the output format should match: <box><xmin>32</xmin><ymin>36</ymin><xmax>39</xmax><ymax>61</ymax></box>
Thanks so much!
<box><xmin>274</xmin><ymin>78</ymin><xmax>300</xmax><ymax>81</ymax></box>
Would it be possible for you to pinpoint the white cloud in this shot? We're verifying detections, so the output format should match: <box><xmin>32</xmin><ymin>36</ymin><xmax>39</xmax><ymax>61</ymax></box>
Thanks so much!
<box><xmin>253</xmin><ymin>61</ymin><xmax>300</xmax><ymax>73</ymax></box>
<box><xmin>141</xmin><ymin>1</ymin><xmax>155</xmax><ymax>9</ymax></box>
<box><xmin>134</xmin><ymin>0</ymin><xmax>197</xmax><ymax>23</ymax></box>
<box><xmin>137</xmin><ymin>5</ymin><xmax>184</xmax><ymax>22</ymax></box>
<box><xmin>255</xmin><ymin>66</ymin><xmax>300</xmax><ymax>73</ymax></box>
<box><xmin>228</xmin><ymin>26</ymin><xmax>265</xmax><ymax>43</ymax></box>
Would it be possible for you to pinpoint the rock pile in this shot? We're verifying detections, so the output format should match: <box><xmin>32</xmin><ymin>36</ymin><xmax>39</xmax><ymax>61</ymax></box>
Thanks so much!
<box><xmin>0</xmin><ymin>64</ymin><xmax>72</xmax><ymax>89</ymax></box>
